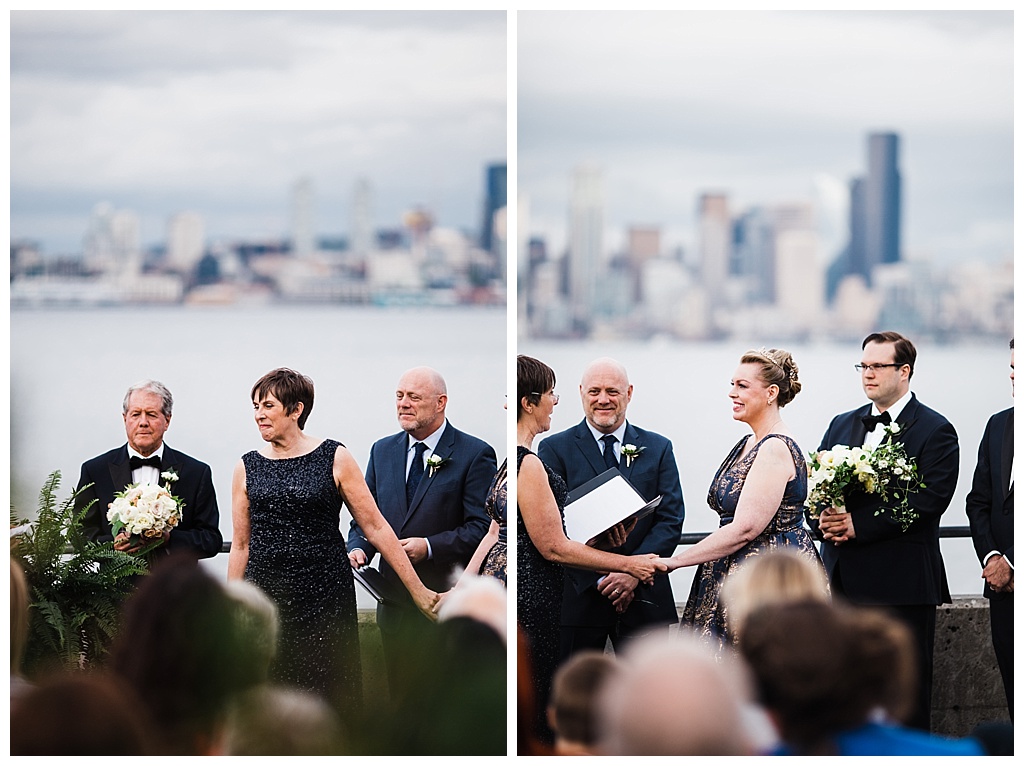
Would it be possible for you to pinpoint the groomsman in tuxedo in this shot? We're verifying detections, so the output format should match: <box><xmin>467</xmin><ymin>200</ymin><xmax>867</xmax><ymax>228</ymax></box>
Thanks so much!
<box><xmin>537</xmin><ymin>357</ymin><xmax>685</xmax><ymax>662</ymax></box>
<box><xmin>814</xmin><ymin>331</ymin><xmax>959</xmax><ymax>731</ymax></box>
<box><xmin>76</xmin><ymin>380</ymin><xmax>223</xmax><ymax>559</ymax></box>
<box><xmin>966</xmin><ymin>338</ymin><xmax>1014</xmax><ymax>719</ymax></box>
<box><xmin>347</xmin><ymin>366</ymin><xmax>495</xmax><ymax>692</ymax></box>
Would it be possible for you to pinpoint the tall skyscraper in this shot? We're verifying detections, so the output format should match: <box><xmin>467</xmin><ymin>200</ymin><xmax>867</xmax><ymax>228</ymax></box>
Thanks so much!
<box><xmin>480</xmin><ymin>162</ymin><xmax>507</xmax><ymax>254</ymax></box>
<box><xmin>865</xmin><ymin>132</ymin><xmax>901</xmax><ymax>268</ymax></box>
<box><xmin>568</xmin><ymin>164</ymin><xmax>604</xmax><ymax>329</ymax></box>
<box><xmin>698</xmin><ymin>193</ymin><xmax>731</xmax><ymax>299</ymax></box>
<box><xmin>166</xmin><ymin>211</ymin><xmax>205</xmax><ymax>273</ymax></box>
<box><xmin>291</xmin><ymin>177</ymin><xmax>316</xmax><ymax>260</ymax></box>
<box><xmin>351</xmin><ymin>177</ymin><xmax>374</xmax><ymax>257</ymax></box>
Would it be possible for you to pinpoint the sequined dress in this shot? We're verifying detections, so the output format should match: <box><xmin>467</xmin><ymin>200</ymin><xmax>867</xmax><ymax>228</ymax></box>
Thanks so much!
<box><xmin>242</xmin><ymin>438</ymin><xmax>361</xmax><ymax>713</ymax></box>
<box><xmin>479</xmin><ymin>458</ymin><xmax>507</xmax><ymax>584</ymax></box>
<box><xmin>681</xmin><ymin>433</ymin><xmax>824</xmax><ymax>647</ymax></box>
<box><xmin>516</xmin><ymin>445</ymin><xmax>568</xmax><ymax>742</ymax></box>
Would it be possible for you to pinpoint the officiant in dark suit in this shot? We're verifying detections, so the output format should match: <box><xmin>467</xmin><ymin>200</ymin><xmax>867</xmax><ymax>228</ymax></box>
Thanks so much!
<box><xmin>76</xmin><ymin>380</ymin><xmax>223</xmax><ymax>559</ymax></box>
<box><xmin>347</xmin><ymin>366</ymin><xmax>496</xmax><ymax>693</ymax></box>
<box><xmin>537</xmin><ymin>357</ymin><xmax>685</xmax><ymax>663</ymax></box>
<box><xmin>966</xmin><ymin>338</ymin><xmax>1014</xmax><ymax>719</ymax></box>
<box><xmin>813</xmin><ymin>331</ymin><xmax>959</xmax><ymax>731</ymax></box>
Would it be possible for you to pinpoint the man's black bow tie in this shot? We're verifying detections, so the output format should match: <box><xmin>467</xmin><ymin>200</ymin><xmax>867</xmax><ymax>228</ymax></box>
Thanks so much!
<box><xmin>861</xmin><ymin>411</ymin><xmax>892</xmax><ymax>433</ymax></box>
<box><xmin>129</xmin><ymin>455</ymin><xmax>162</xmax><ymax>470</ymax></box>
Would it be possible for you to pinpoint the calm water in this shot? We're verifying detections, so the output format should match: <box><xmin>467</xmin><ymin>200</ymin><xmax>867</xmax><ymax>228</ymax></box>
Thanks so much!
<box><xmin>524</xmin><ymin>337</ymin><xmax>1015</xmax><ymax>599</ymax></box>
<box><xmin>10</xmin><ymin>306</ymin><xmax>1011</xmax><ymax>601</ymax></box>
<box><xmin>10</xmin><ymin>305</ymin><xmax>509</xmax><ymax>608</ymax></box>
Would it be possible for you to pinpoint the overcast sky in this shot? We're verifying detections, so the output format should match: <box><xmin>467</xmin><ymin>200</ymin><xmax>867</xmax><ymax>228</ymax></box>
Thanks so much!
<box><xmin>10</xmin><ymin>10</ymin><xmax>507</xmax><ymax>254</ymax></box>
<box><xmin>518</xmin><ymin>10</ymin><xmax>1012</xmax><ymax>268</ymax></box>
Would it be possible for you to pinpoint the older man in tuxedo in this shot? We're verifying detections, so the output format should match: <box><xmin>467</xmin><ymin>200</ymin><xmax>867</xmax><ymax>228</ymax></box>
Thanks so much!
<box><xmin>966</xmin><ymin>338</ymin><xmax>1014</xmax><ymax>719</ymax></box>
<box><xmin>76</xmin><ymin>380</ymin><xmax>222</xmax><ymax>559</ymax></box>
<box><xmin>537</xmin><ymin>357</ymin><xmax>685</xmax><ymax>663</ymax></box>
<box><xmin>347</xmin><ymin>366</ymin><xmax>496</xmax><ymax>693</ymax></box>
<box><xmin>815</xmin><ymin>331</ymin><xmax>959</xmax><ymax>731</ymax></box>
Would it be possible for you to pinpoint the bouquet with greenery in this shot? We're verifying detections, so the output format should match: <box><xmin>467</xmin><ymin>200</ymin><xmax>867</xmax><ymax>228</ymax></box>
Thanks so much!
<box><xmin>807</xmin><ymin>423</ymin><xmax>925</xmax><ymax>532</ymax></box>
<box><xmin>107</xmin><ymin>473</ymin><xmax>183</xmax><ymax>554</ymax></box>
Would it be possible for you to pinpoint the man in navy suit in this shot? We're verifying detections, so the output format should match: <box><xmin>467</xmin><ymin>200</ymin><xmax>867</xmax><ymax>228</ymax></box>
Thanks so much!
<box><xmin>966</xmin><ymin>338</ymin><xmax>1014</xmax><ymax>719</ymax></box>
<box><xmin>347</xmin><ymin>366</ymin><xmax>495</xmax><ymax>692</ymax></box>
<box><xmin>815</xmin><ymin>331</ymin><xmax>959</xmax><ymax>731</ymax></box>
<box><xmin>76</xmin><ymin>380</ymin><xmax>222</xmax><ymax>559</ymax></box>
<box><xmin>537</xmin><ymin>357</ymin><xmax>685</xmax><ymax>662</ymax></box>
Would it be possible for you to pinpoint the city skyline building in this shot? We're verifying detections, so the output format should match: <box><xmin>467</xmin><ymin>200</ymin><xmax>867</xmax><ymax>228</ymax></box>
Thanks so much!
<box><xmin>481</xmin><ymin>162</ymin><xmax>507</xmax><ymax>255</ymax></box>
<box><xmin>166</xmin><ymin>211</ymin><xmax>205</xmax><ymax>273</ymax></box>
<box><xmin>568</xmin><ymin>163</ymin><xmax>604</xmax><ymax>330</ymax></box>
<box><xmin>291</xmin><ymin>177</ymin><xmax>316</xmax><ymax>260</ymax></box>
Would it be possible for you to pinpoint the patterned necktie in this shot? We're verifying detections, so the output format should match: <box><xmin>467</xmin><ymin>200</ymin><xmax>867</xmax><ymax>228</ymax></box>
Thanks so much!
<box><xmin>602</xmin><ymin>434</ymin><xmax>619</xmax><ymax>470</ymax></box>
<box><xmin>406</xmin><ymin>442</ymin><xmax>428</xmax><ymax>505</ymax></box>
<box><xmin>861</xmin><ymin>411</ymin><xmax>892</xmax><ymax>433</ymax></box>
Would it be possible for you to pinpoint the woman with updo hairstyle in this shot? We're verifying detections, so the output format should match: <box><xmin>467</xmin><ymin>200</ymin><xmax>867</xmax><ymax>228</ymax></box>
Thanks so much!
<box><xmin>659</xmin><ymin>347</ymin><xmax>825</xmax><ymax>651</ymax></box>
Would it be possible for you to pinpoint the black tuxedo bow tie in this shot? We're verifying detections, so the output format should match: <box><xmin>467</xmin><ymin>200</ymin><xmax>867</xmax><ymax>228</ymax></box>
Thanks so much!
<box><xmin>860</xmin><ymin>411</ymin><xmax>892</xmax><ymax>433</ymax></box>
<box><xmin>129</xmin><ymin>455</ymin><xmax>162</xmax><ymax>470</ymax></box>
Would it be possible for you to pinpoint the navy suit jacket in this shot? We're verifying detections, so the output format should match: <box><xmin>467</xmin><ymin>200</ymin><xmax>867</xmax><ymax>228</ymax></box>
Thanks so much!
<box><xmin>814</xmin><ymin>394</ymin><xmax>958</xmax><ymax>606</ymax></box>
<box><xmin>347</xmin><ymin>420</ymin><xmax>495</xmax><ymax>596</ymax></box>
<box><xmin>537</xmin><ymin>419</ymin><xmax>685</xmax><ymax>628</ymax></box>
<box><xmin>76</xmin><ymin>443</ymin><xmax>223</xmax><ymax>559</ymax></box>
<box><xmin>965</xmin><ymin>407</ymin><xmax>1014</xmax><ymax>599</ymax></box>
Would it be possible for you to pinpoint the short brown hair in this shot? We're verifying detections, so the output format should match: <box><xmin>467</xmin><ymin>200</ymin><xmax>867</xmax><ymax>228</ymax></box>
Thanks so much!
<box><xmin>549</xmin><ymin>651</ymin><xmax>618</xmax><ymax>746</ymax></box>
<box><xmin>517</xmin><ymin>355</ymin><xmax>556</xmax><ymax>421</ymax></box>
<box><xmin>251</xmin><ymin>368</ymin><xmax>315</xmax><ymax>430</ymax></box>
<box><xmin>862</xmin><ymin>331</ymin><xmax>917</xmax><ymax>379</ymax></box>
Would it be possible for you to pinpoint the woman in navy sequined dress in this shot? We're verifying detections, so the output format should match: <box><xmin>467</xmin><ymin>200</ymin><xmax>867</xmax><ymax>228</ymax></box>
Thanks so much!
<box><xmin>228</xmin><ymin>368</ymin><xmax>439</xmax><ymax>717</ymax></box>
<box><xmin>659</xmin><ymin>349</ymin><xmax>825</xmax><ymax>650</ymax></box>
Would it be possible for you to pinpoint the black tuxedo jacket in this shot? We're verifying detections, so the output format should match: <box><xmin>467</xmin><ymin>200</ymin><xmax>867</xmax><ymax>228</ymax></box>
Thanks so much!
<box><xmin>814</xmin><ymin>394</ymin><xmax>959</xmax><ymax>606</ymax></box>
<box><xmin>537</xmin><ymin>419</ymin><xmax>685</xmax><ymax>628</ymax></box>
<box><xmin>347</xmin><ymin>421</ymin><xmax>496</xmax><ymax>596</ymax></box>
<box><xmin>76</xmin><ymin>444</ymin><xmax>223</xmax><ymax>559</ymax></box>
<box><xmin>966</xmin><ymin>407</ymin><xmax>1014</xmax><ymax>598</ymax></box>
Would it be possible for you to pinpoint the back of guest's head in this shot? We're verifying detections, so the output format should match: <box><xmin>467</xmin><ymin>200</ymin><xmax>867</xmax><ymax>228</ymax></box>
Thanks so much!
<box><xmin>517</xmin><ymin>355</ymin><xmax>556</xmax><ymax>420</ymax></box>
<box><xmin>111</xmin><ymin>553</ymin><xmax>246</xmax><ymax>754</ymax></box>
<box><xmin>548</xmin><ymin>650</ymin><xmax>619</xmax><ymax>752</ymax></box>
<box><xmin>10</xmin><ymin>672</ymin><xmax>155</xmax><ymax>755</ymax></box>
<box><xmin>739</xmin><ymin>600</ymin><xmax>916</xmax><ymax>754</ymax></box>
<box><xmin>11</xmin><ymin>556</ymin><xmax>29</xmax><ymax>679</ymax></box>
<box><xmin>439</xmin><ymin>572</ymin><xmax>507</xmax><ymax>643</ymax></box>
<box><xmin>596</xmin><ymin>632</ymin><xmax>752</xmax><ymax>755</ymax></box>
<box><xmin>741</xmin><ymin>348</ymin><xmax>801</xmax><ymax>407</ymax></box>
<box><xmin>223</xmin><ymin>685</ymin><xmax>344</xmax><ymax>755</ymax></box>
<box><xmin>721</xmin><ymin>549</ymin><xmax>829</xmax><ymax>641</ymax></box>
<box><xmin>250</xmin><ymin>367</ymin><xmax>315</xmax><ymax>429</ymax></box>
<box><xmin>223</xmin><ymin>578</ymin><xmax>279</xmax><ymax>687</ymax></box>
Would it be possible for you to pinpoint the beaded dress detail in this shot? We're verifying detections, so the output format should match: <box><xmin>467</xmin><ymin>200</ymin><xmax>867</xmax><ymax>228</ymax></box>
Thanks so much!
<box><xmin>479</xmin><ymin>458</ymin><xmax>507</xmax><ymax>584</ymax></box>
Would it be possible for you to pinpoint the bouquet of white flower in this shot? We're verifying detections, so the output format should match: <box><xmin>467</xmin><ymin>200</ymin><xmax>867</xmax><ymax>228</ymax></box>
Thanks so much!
<box><xmin>106</xmin><ymin>476</ymin><xmax>183</xmax><ymax>553</ymax></box>
<box><xmin>807</xmin><ymin>424</ymin><xmax>925</xmax><ymax>532</ymax></box>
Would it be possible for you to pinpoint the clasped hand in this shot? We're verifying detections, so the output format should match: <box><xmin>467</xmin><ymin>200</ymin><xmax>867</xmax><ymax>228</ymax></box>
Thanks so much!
<box><xmin>983</xmin><ymin>555</ymin><xmax>1014</xmax><ymax>592</ymax></box>
<box><xmin>114</xmin><ymin>530</ymin><xmax>168</xmax><ymax>553</ymax></box>
<box><xmin>819</xmin><ymin>507</ymin><xmax>856</xmax><ymax>545</ymax></box>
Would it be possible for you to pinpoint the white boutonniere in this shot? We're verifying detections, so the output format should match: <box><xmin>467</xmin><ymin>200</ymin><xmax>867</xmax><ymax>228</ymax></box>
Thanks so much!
<box><xmin>161</xmin><ymin>469</ymin><xmax>179</xmax><ymax>490</ymax></box>
<box><xmin>621</xmin><ymin>444</ymin><xmax>645</xmax><ymax>467</ymax></box>
<box><xmin>426</xmin><ymin>454</ymin><xmax>450</xmax><ymax>478</ymax></box>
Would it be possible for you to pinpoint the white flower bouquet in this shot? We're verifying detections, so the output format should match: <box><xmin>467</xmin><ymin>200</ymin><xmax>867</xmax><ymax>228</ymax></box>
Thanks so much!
<box><xmin>106</xmin><ymin>481</ymin><xmax>183</xmax><ymax>553</ymax></box>
<box><xmin>807</xmin><ymin>424</ymin><xmax>925</xmax><ymax>532</ymax></box>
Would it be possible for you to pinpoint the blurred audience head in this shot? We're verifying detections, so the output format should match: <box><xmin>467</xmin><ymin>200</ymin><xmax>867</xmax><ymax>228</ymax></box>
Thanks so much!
<box><xmin>223</xmin><ymin>578</ymin><xmax>279</xmax><ymax>687</ymax></box>
<box><xmin>739</xmin><ymin>600</ymin><xmax>917</xmax><ymax>755</ymax></box>
<box><xmin>222</xmin><ymin>684</ymin><xmax>344</xmax><ymax>755</ymax></box>
<box><xmin>596</xmin><ymin>631</ymin><xmax>753</xmax><ymax>755</ymax></box>
<box><xmin>110</xmin><ymin>553</ymin><xmax>248</xmax><ymax>755</ymax></box>
<box><xmin>10</xmin><ymin>672</ymin><xmax>154</xmax><ymax>755</ymax></box>
<box><xmin>547</xmin><ymin>650</ymin><xmax>619</xmax><ymax>755</ymax></box>
<box><xmin>721</xmin><ymin>549</ymin><xmax>829</xmax><ymax>642</ymax></box>
<box><xmin>438</xmin><ymin>571</ymin><xmax>507</xmax><ymax>644</ymax></box>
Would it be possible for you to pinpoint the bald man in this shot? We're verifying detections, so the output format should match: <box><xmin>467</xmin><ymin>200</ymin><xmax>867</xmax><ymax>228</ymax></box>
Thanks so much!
<box><xmin>347</xmin><ymin>366</ymin><xmax>496</xmax><ymax>695</ymax></box>
<box><xmin>538</xmin><ymin>357</ymin><xmax>685</xmax><ymax>663</ymax></box>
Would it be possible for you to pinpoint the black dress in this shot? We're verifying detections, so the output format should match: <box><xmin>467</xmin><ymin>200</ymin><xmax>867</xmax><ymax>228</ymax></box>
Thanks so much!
<box><xmin>242</xmin><ymin>438</ymin><xmax>361</xmax><ymax>716</ymax></box>
<box><xmin>516</xmin><ymin>445</ymin><xmax>567</xmax><ymax>743</ymax></box>
<box><xmin>681</xmin><ymin>433</ymin><xmax>825</xmax><ymax>648</ymax></box>
<box><xmin>480</xmin><ymin>458</ymin><xmax>507</xmax><ymax>584</ymax></box>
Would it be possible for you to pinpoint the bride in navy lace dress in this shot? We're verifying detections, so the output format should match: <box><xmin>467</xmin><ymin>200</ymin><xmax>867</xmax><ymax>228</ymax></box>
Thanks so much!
<box><xmin>659</xmin><ymin>349</ymin><xmax>825</xmax><ymax>649</ymax></box>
